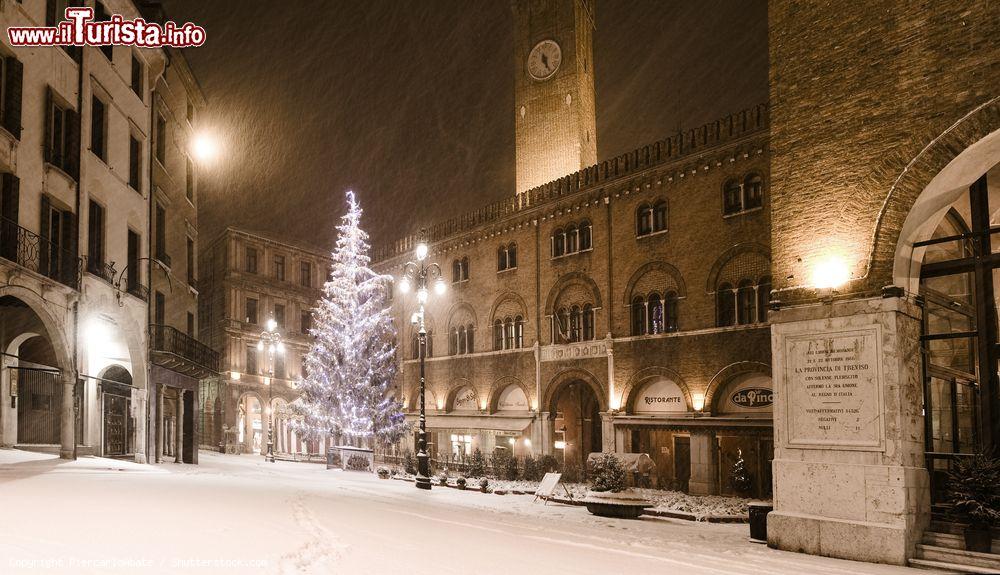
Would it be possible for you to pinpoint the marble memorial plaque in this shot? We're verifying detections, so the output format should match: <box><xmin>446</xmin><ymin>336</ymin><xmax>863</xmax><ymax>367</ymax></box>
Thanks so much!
<box><xmin>784</xmin><ymin>326</ymin><xmax>884</xmax><ymax>450</ymax></box>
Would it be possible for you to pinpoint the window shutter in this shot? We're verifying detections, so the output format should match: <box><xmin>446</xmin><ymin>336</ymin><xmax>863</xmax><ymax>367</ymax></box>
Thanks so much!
<box><xmin>46</xmin><ymin>0</ymin><xmax>57</xmax><ymax>27</ymax></box>
<box><xmin>4</xmin><ymin>57</ymin><xmax>23</xmax><ymax>139</ymax></box>
<box><xmin>38</xmin><ymin>194</ymin><xmax>51</xmax><ymax>274</ymax></box>
<box><xmin>43</xmin><ymin>88</ymin><xmax>53</xmax><ymax>163</ymax></box>
<box><xmin>61</xmin><ymin>207</ymin><xmax>78</xmax><ymax>286</ymax></box>
<box><xmin>66</xmin><ymin>108</ymin><xmax>80</xmax><ymax>180</ymax></box>
<box><xmin>0</xmin><ymin>173</ymin><xmax>19</xmax><ymax>261</ymax></box>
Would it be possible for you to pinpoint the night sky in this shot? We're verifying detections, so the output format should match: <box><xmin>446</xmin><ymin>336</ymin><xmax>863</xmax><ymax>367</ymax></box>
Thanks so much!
<box><xmin>161</xmin><ymin>0</ymin><xmax>767</xmax><ymax>252</ymax></box>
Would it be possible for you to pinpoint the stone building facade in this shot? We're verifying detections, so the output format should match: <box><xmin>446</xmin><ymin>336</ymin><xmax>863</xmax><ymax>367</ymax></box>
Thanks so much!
<box><xmin>0</xmin><ymin>0</ymin><xmax>170</xmax><ymax>462</ymax></box>
<box><xmin>198</xmin><ymin>228</ymin><xmax>330</xmax><ymax>457</ymax></box>
<box><xmin>146</xmin><ymin>43</ymin><xmax>217</xmax><ymax>466</ymax></box>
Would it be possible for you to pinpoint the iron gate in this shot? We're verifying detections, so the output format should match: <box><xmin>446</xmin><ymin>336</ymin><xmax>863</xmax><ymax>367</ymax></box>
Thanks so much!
<box><xmin>102</xmin><ymin>381</ymin><xmax>133</xmax><ymax>457</ymax></box>
<box><xmin>13</xmin><ymin>367</ymin><xmax>61</xmax><ymax>445</ymax></box>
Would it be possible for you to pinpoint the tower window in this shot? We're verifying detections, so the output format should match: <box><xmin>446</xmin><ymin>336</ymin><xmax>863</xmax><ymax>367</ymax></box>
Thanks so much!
<box><xmin>723</xmin><ymin>174</ymin><xmax>765</xmax><ymax>215</ymax></box>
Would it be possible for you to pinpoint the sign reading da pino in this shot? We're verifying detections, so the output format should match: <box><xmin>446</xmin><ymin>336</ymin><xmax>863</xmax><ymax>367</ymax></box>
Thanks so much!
<box><xmin>730</xmin><ymin>387</ymin><xmax>773</xmax><ymax>409</ymax></box>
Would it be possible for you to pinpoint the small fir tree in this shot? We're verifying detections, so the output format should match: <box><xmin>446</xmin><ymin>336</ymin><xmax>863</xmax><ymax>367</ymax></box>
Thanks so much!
<box><xmin>730</xmin><ymin>449</ymin><xmax>753</xmax><ymax>493</ymax></box>
<box><xmin>468</xmin><ymin>448</ymin><xmax>487</xmax><ymax>478</ymax></box>
<box><xmin>947</xmin><ymin>452</ymin><xmax>1000</xmax><ymax>527</ymax></box>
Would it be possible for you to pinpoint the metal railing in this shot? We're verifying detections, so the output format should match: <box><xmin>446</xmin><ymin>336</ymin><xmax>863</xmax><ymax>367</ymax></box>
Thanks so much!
<box><xmin>126</xmin><ymin>280</ymin><xmax>149</xmax><ymax>301</ymax></box>
<box><xmin>150</xmin><ymin>324</ymin><xmax>220</xmax><ymax>373</ymax></box>
<box><xmin>0</xmin><ymin>216</ymin><xmax>79</xmax><ymax>289</ymax></box>
<box><xmin>85</xmin><ymin>257</ymin><xmax>116</xmax><ymax>284</ymax></box>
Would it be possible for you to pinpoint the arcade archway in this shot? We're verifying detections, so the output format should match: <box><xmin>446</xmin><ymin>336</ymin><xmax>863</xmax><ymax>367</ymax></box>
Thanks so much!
<box><xmin>550</xmin><ymin>379</ymin><xmax>603</xmax><ymax>472</ymax></box>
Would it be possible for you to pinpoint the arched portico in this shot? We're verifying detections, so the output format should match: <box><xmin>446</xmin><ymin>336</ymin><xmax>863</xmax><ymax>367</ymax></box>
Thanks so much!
<box><xmin>0</xmin><ymin>291</ymin><xmax>75</xmax><ymax>457</ymax></box>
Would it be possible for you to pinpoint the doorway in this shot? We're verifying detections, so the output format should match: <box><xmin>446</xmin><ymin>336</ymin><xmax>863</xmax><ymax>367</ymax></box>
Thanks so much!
<box><xmin>917</xmin><ymin>172</ymin><xmax>999</xmax><ymax>511</ymax></box>
<box><xmin>552</xmin><ymin>380</ymin><xmax>602</xmax><ymax>472</ymax></box>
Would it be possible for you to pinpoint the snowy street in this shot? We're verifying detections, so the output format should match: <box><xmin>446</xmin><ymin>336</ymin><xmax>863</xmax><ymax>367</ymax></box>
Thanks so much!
<box><xmin>0</xmin><ymin>450</ymin><xmax>931</xmax><ymax>575</ymax></box>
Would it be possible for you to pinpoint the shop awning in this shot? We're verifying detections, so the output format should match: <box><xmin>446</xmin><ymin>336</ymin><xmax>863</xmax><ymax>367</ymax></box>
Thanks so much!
<box><xmin>414</xmin><ymin>415</ymin><xmax>534</xmax><ymax>433</ymax></box>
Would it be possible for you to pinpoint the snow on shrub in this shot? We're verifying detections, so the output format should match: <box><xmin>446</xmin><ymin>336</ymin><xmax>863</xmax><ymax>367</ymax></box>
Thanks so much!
<box><xmin>589</xmin><ymin>453</ymin><xmax>627</xmax><ymax>493</ymax></box>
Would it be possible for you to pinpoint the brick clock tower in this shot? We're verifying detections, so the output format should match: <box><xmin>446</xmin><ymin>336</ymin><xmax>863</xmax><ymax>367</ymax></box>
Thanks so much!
<box><xmin>513</xmin><ymin>0</ymin><xmax>597</xmax><ymax>195</ymax></box>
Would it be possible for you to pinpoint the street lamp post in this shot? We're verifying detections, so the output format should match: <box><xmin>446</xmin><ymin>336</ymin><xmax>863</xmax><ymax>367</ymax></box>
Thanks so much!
<box><xmin>258</xmin><ymin>317</ymin><xmax>285</xmax><ymax>463</ymax></box>
<box><xmin>398</xmin><ymin>235</ymin><xmax>446</xmax><ymax>490</ymax></box>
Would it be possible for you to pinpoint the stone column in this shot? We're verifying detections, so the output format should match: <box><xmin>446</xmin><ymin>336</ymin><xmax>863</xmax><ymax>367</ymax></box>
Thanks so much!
<box><xmin>156</xmin><ymin>384</ymin><xmax>164</xmax><ymax>463</ymax></box>
<box><xmin>600</xmin><ymin>412</ymin><xmax>615</xmax><ymax>453</ymax></box>
<box><xmin>133</xmin><ymin>388</ymin><xmax>147</xmax><ymax>464</ymax></box>
<box><xmin>175</xmin><ymin>389</ymin><xmax>185</xmax><ymax>463</ymax></box>
<box><xmin>0</xmin><ymin>355</ymin><xmax>15</xmax><ymax>446</ymax></box>
<box><xmin>539</xmin><ymin>412</ymin><xmax>554</xmax><ymax>455</ymax></box>
<box><xmin>767</xmin><ymin>297</ymin><xmax>929</xmax><ymax>565</ymax></box>
<box><xmin>688</xmin><ymin>429</ymin><xmax>718</xmax><ymax>495</ymax></box>
<box><xmin>59</xmin><ymin>372</ymin><xmax>75</xmax><ymax>460</ymax></box>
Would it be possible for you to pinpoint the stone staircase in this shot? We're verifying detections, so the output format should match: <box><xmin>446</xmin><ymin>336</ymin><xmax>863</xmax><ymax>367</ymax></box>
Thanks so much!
<box><xmin>909</xmin><ymin>521</ymin><xmax>1000</xmax><ymax>574</ymax></box>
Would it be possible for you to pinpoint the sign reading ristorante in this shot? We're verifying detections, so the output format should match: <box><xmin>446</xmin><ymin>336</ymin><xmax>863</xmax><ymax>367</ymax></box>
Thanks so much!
<box><xmin>784</xmin><ymin>326</ymin><xmax>883</xmax><ymax>450</ymax></box>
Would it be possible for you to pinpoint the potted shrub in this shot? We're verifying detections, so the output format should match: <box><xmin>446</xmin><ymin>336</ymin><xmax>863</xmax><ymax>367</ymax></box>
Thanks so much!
<box><xmin>376</xmin><ymin>466</ymin><xmax>390</xmax><ymax>479</ymax></box>
<box><xmin>456</xmin><ymin>476</ymin><xmax>467</xmax><ymax>490</ymax></box>
<box><xmin>479</xmin><ymin>478</ymin><xmax>489</xmax><ymax>493</ymax></box>
<box><xmin>583</xmin><ymin>453</ymin><xmax>652</xmax><ymax>519</ymax></box>
<box><xmin>437</xmin><ymin>473</ymin><xmax>449</xmax><ymax>486</ymax></box>
<box><xmin>947</xmin><ymin>453</ymin><xmax>1000</xmax><ymax>552</ymax></box>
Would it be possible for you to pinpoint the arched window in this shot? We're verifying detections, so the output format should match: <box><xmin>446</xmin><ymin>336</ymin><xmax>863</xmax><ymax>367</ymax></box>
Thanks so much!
<box><xmin>556</xmin><ymin>307</ymin><xmax>569</xmax><ymax>343</ymax></box>
<box><xmin>647</xmin><ymin>293</ymin><xmax>662</xmax><ymax>335</ymax></box>
<box><xmin>664</xmin><ymin>291</ymin><xmax>679</xmax><ymax>333</ymax></box>
<box><xmin>458</xmin><ymin>325</ymin><xmax>468</xmax><ymax>354</ymax></box>
<box><xmin>493</xmin><ymin>319</ymin><xmax>503</xmax><ymax>351</ymax></box>
<box><xmin>514</xmin><ymin>316</ymin><xmax>524</xmax><ymax>348</ymax></box>
<box><xmin>631</xmin><ymin>296</ymin><xmax>646</xmax><ymax>336</ymax></box>
<box><xmin>449</xmin><ymin>327</ymin><xmax>459</xmax><ymax>355</ymax></box>
<box><xmin>744</xmin><ymin>174</ymin><xmax>763</xmax><ymax>210</ymax></box>
<box><xmin>636</xmin><ymin>204</ymin><xmax>652</xmax><ymax>236</ymax></box>
<box><xmin>717</xmin><ymin>282</ymin><xmax>736</xmax><ymax>327</ymax></box>
<box><xmin>653</xmin><ymin>201</ymin><xmax>667</xmax><ymax>232</ymax></box>
<box><xmin>552</xmin><ymin>229</ymin><xmax>565</xmax><ymax>258</ymax></box>
<box><xmin>723</xmin><ymin>179</ymin><xmax>742</xmax><ymax>215</ymax></box>
<box><xmin>461</xmin><ymin>257</ymin><xmax>469</xmax><ymax>281</ymax></box>
<box><xmin>412</xmin><ymin>332</ymin><xmax>420</xmax><ymax>359</ymax></box>
<box><xmin>497</xmin><ymin>245</ymin><xmax>508</xmax><ymax>271</ymax></box>
<box><xmin>466</xmin><ymin>323</ymin><xmax>475</xmax><ymax>352</ymax></box>
<box><xmin>507</xmin><ymin>243</ymin><xmax>517</xmax><ymax>269</ymax></box>
<box><xmin>583</xmin><ymin>304</ymin><xmax>595</xmax><ymax>341</ymax></box>
<box><xmin>579</xmin><ymin>220</ymin><xmax>592</xmax><ymax>250</ymax></box>
<box><xmin>566</xmin><ymin>226</ymin><xmax>579</xmax><ymax>254</ymax></box>
<box><xmin>757</xmin><ymin>275</ymin><xmax>771</xmax><ymax>323</ymax></box>
<box><xmin>569</xmin><ymin>305</ymin><xmax>581</xmax><ymax>342</ymax></box>
<box><xmin>452</xmin><ymin>259</ymin><xmax>462</xmax><ymax>283</ymax></box>
<box><xmin>504</xmin><ymin>317</ymin><xmax>514</xmax><ymax>350</ymax></box>
<box><xmin>736</xmin><ymin>279</ymin><xmax>757</xmax><ymax>325</ymax></box>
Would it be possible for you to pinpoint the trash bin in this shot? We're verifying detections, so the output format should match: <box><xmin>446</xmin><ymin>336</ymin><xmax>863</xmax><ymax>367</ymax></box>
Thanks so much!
<box><xmin>748</xmin><ymin>502</ymin><xmax>773</xmax><ymax>543</ymax></box>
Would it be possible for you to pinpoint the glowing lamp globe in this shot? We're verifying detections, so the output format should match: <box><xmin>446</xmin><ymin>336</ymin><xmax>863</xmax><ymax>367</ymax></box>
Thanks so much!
<box><xmin>192</xmin><ymin>133</ymin><xmax>219</xmax><ymax>163</ymax></box>
<box><xmin>398</xmin><ymin>277</ymin><xmax>411</xmax><ymax>294</ymax></box>
<box><xmin>416</xmin><ymin>287</ymin><xmax>428</xmax><ymax>305</ymax></box>
<box><xmin>276</xmin><ymin>342</ymin><xmax>285</xmax><ymax>354</ymax></box>
<box><xmin>256</xmin><ymin>340</ymin><xmax>264</xmax><ymax>351</ymax></box>
<box><xmin>415</xmin><ymin>242</ymin><xmax>428</xmax><ymax>261</ymax></box>
<box><xmin>434</xmin><ymin>277</ymin><xmax>447</xmax><ymax>295</ymax></box>
<box><xmin>267</xmin><ymin>318</ymin><xmax>277</xmax><ymax>331</ymax></box>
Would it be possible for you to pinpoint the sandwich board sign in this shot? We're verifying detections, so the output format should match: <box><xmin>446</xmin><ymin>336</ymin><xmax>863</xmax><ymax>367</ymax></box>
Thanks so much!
<box><xmin>534</xmin><ymin>472</ymin><xmax>573</xmax><ymax>504</ymax></box>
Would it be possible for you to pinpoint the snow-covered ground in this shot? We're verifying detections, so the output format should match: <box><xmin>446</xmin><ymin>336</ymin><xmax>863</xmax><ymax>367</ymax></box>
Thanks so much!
<box><xmin>0</xmin><ymin>449</ymin><xmax>932</xmax><ymax>574</ymax></box>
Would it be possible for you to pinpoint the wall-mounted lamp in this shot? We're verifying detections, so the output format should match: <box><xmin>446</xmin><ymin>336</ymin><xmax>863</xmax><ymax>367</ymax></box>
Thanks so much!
<box><xmin>230</xmin><ymin>371</ymin><xmax>241</xmax><ymax>381</ymax></box>
<box><xmin>692</xmin><ymin>393</ymin><xmax>705</xmax><ymax>412</ymax></box>
<box><xmin>811</xmin><ymin>255</ymin><xmax>850</xmax><ymax>293</ymax></box>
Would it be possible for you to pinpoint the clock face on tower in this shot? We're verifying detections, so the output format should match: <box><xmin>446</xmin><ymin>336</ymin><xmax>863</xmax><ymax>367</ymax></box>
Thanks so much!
<box><xmin>527</xmin><ymin>40</ymin><xmax>562</xmax><ymax>81</ymax></box>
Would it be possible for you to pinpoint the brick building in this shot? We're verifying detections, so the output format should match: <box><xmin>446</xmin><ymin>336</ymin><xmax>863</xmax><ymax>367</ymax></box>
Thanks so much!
<box><xmin>198</xmin><ymin>228</ymin><xmax>331</xmax><ymax>457</ymax></box>
<box><xmin>764</xmin><ymin>0</ymin><xmax>1000</xmax><ymax>567</ymax></box>
<box><xmin>373</xmin><ymin>0</ymin><xmax>774</xmax><ymax>498</ymax></box>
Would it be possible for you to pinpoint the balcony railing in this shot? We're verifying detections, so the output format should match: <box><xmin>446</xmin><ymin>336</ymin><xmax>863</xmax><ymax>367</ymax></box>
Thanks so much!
<box><xmin>0</xmin><ymin>216</ymin><xmax>79</xmax><ymax>289</ymax></box>
<box><xmin>126</xmin><ymin>280</ymin><xmax>149</xmax><ymax>301</ymax></box>
<box><xmin>150</xmin><ymin>324</ymin><xmax>220</xmax><ymax>374</ymax></box>
<box><xmin>85</xmin><ymin>257</ymin><xmax>116</xmax><ymax>284</ymax></box>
